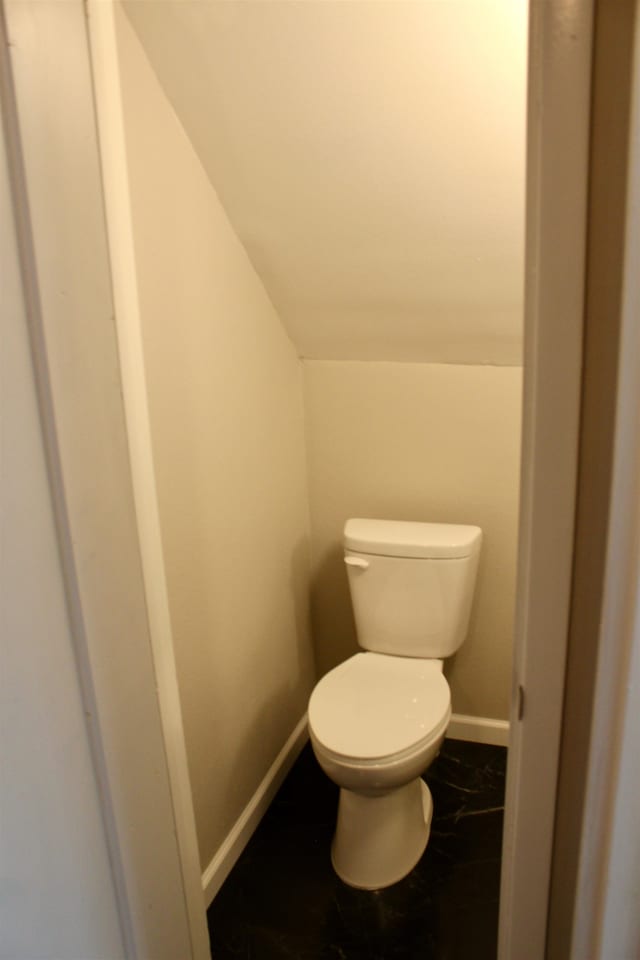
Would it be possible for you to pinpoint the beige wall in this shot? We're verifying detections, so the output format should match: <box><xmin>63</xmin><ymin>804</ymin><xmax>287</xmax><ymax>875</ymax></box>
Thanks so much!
<box><xmin>304</xmin><ymin>360</ymin><xmax>522</xmax><ymax>720</ymax></box>
<box><xmin>122</xmin><ymin>0</ymin><xmax>526</xmax><ymax>365</ymax></box>
<box><xmin>121</xmin><ymin>0</ymin><xmax>524</xmax><ymax>726</ymax></box>
<box><xmin>114</xmin><ymin>9</ymin><xmax>315</xmax><ymax>869</ymax></box>
<box><xmin>113</xmin><ymin>0</ymin><xmax>521</xmax><ymax>873</ymax></box>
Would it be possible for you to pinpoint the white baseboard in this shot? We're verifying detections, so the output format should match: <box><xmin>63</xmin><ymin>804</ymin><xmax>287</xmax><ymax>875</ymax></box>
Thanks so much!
<box><xmin>448</xmin><ymin>712</ymin><xmax>510</xmax><ymax>747</ymax></box>
<box><xmin>202</xmin><ymin>712</ymin><xmax>309</xmax><ymax>907</ymax></box>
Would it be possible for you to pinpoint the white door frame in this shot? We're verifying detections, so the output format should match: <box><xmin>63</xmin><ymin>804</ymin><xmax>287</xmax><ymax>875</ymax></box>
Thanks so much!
<box><xmin>1</xmin><ymin>0</ymin><xmax>209</xmax><ymax>956</ymax></box>
<box><xmin>9</xmin><ymin>0</ymin><xmax>634</xmax><ymax>957</ymax></box>
<box><xmin>554</xmin><ymin>2</ymin><xmax>640</xmax><ymax>955</ymax></box>
<box><xmin>86</xmin><ymin>2</ymin><xmax>210</xmax><ymax>954</ymax></box>
<box><xmin>499</xmin><ymin>3</ymin><xmax>594</xmax><ymax>956</ymax></box>
<box><xmin>503</xmin><ymin>3</ymin><xmax>640</xmax><ymax>957</ymax></box>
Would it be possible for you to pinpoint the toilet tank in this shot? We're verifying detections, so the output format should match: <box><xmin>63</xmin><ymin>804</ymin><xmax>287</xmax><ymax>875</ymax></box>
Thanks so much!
<box><xmin>344</xmin><ymin>519</ymin><xmax>482</xmax><ymax>658</ymax></box>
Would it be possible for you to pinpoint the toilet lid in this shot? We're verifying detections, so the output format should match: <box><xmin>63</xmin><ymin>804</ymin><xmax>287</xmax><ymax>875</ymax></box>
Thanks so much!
<box><xmin>308</xmin><ymin>653</ymin><xmax>451</xmax><ymax>761</ymax></box>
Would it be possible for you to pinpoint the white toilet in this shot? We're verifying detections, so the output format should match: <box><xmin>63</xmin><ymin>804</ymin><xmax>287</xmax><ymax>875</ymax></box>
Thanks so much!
<box><xmin>308</xmin><ymin>518</ymin><xmax>482</xmax><ymax>890</ymax></box>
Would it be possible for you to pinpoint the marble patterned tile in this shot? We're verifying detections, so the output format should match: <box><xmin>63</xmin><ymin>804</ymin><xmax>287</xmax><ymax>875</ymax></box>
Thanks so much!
<box><xmin>208</xmin><ymin>739</ymin><xmax>507</xmax><ymax>959</ymax></box>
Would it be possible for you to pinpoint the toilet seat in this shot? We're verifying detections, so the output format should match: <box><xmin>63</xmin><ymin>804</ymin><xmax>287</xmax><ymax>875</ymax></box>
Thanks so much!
<box><xmin>309</xmin><ymin>653</ymin><xmax>451</xmax><ymax>763</ymax></box>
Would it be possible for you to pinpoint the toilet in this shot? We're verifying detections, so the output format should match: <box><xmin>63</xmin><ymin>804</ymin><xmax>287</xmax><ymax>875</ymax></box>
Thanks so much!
<box><xmin>308</xmin><ymin>518</ymin><xmax>482</xmax><ymax>890</ymax></box>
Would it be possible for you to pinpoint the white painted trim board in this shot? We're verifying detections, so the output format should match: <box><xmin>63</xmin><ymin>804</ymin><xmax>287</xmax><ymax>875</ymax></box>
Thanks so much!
<box><xmin>87</xmin><ymin>4</ymin><xmax>210</xmax><ymax>956</ymax></box>
<box><xmin>499</xmin><ymin>4</ymin><xmax>593</xmax><ymax>957</ymax></box>
<box><xmin>202</xmin><ymin>713</ymin><xmax>309</xmax><ymax>907</ymax></box>
<box><xmin>448</xmin><ymin>713</ymin><xmax>510</xmax><ymax>747</ymax></box>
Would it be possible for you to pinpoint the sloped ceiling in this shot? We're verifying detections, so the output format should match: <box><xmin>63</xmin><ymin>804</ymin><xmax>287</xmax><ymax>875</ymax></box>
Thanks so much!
<box><xmin>122</xmin><ymin>0</ymin><xmax>527</xmax><ymax>365</ymax></box>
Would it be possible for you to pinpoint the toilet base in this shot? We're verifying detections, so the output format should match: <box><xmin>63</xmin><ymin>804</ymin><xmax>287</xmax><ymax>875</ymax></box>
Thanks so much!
<box><xmin>331</xmin><ymin>777</ymin><xmax>433</xmax><ymax>890</ymax></box>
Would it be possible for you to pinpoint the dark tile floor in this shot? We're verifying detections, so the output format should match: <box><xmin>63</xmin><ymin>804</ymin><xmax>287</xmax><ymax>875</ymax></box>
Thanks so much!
<box><xmin>207</xmin><ymin>739</ymin><xmax>507</xmax><ymax>960</ymax></box>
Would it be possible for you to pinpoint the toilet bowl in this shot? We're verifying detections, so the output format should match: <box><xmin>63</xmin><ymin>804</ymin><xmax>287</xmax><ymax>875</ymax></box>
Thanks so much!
<box><xmin>308</xmin><ymin>518</ymin><xmax>482</xmax><ymax>890</ymax></box>
<box><xmin>309</xmin><ymin>651</ymin><xmax>451</xmax><ymax>889</ymax></box>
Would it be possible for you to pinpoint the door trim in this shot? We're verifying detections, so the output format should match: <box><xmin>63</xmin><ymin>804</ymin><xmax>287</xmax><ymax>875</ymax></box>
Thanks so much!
<box><xmin>86</xmin><ymin>3</ymin><xmax>210</xmax><ymax>956</ymax></box>
<box><xmin>1</xmin><ymin>1</ymin><xmax>208</xmax><ymax>956</ymax></box>
<box><xmin>498</xmin><ymin>3</ymin><xmax>595</xmax><ymax>957</ymax></box>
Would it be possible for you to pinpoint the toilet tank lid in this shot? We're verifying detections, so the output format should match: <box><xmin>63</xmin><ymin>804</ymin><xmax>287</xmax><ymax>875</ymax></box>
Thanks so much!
<box><xmin>344</xmin><ymin>519</ymin><xmax>482</xmax><ymax>559</ymax></box>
